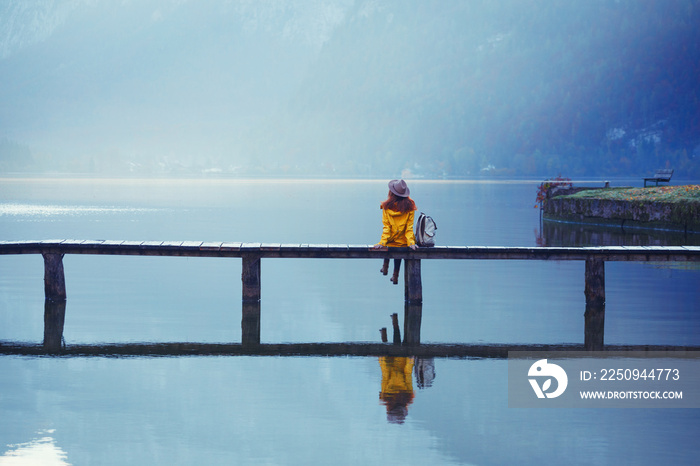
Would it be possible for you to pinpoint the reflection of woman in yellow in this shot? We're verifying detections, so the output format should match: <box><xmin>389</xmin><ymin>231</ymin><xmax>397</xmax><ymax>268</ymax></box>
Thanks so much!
<box><xmin>379</xmin><ymin>356</ymin><xmax>415</xmax><ymax>424</ymax></box>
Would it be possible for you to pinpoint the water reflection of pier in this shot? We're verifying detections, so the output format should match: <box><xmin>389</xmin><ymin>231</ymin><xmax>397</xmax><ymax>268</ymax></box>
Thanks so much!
<box><xmin>4</xmin><ymin>338</ymin><xmax>698</xmax><ymax>358</ymax></box>
<box><xmin>37</xmin><ymin>299</ymin><xmax>607</xmax><ymax>353</ymax></box>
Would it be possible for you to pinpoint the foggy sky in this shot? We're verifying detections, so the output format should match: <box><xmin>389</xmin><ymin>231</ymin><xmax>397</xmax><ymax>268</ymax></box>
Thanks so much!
<box><xmin>1</xmin><ymin>0</ymin><xmax>698</xmax><ymax>177</ymax></box>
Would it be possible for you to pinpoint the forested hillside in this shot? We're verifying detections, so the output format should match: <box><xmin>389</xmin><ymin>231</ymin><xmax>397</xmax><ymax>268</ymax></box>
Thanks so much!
<box><xmin>1</xmin><ymin>0</ymin><xmax>699</xmax><ymax>178</ymax></box>
<box><xmin>283</xmin><ymin>0</ymin><xmax>700</xmax><ymax>177</ymax></box>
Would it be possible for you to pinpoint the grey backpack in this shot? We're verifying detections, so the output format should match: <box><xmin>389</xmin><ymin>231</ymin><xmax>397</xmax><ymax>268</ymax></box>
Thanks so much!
<box><xmin>416</xmin><ymin>212</ymin><xmax>437</xmax><ymax>247</ymax></box>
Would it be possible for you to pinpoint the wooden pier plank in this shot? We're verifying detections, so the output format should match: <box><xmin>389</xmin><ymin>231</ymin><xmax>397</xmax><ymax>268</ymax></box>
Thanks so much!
<box><xmin>61</xmin><ymin>239</ymin><xmax>88</xmax><ymax>246</ymax></box>
<box><xmin>141</xmin><ymin>240</ymin><xmax>164</xmax><ymax>246</ymax></box>
<box><xmin>219</xmin><ymin>242</ymin><xmax>243</xmax><ymax>257</ymax></box>
<box><xmin>0</xmin><ymin>240</ymin><xmax>40</xmax><ymax>254</ymax></box>
<box><xmin>39</xmin><ymin>240</ymin><xmax>66</xmax><ymax>245</ymax></box>
<box><xmin>74</xmin><ymin>240</ymin><xmax>107</xmax><ymax>250</ymax></box>
<box><xmin>102</xmin><ymin>240</ymin><xmax>125</xmax><ymax>246</ymax></box>
<box><xmin>120</xmin><ymin>240</ymin><xmax>144</xmax><ymax>247</ymax></box>
<box><xmin>159</xmin><ymin>241</ymin><xmax>184</xmax><ymax>250</ymax></box>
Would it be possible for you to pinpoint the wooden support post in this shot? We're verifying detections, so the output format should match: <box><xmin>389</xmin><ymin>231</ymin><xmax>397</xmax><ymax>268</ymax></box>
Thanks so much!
<box><xmin>584</xmin><ymin>303</ymin><xmax>605</xmax><ymax>351</ymax></box>
<box><xmin>242</xmin><ymin>300</ymin><xmax>261</xmax><ymax>347</ymax></box>
<box><xmin>241</xmin><ymin>254</ymin><xmax>261</xmax><ymax>345</ymax></box>
<box><xmin>391</xmin><ymin>313</ymin><xmax>401</xmax><ymax>345</ymax></box>
<box><xmin>403</xmin><ymin>259</ymin><xmax>422</xmax><ymax>304</ymax></box>
<box><xmin>43</xmin><ymin>299</ymin><xmax>66</xmax><ymax>353</ymax></box>
<box><xmin>42</xmin><ymin>253</ymin><xmax>66</xmax><ymax>301</ymax></box>
<box><xmin>403</xmin><ymin>301</ymin><xmax>423</xmax><ymax>346</ymax></box>
<box><xmin>380</xmin><ymin>328</ymin><xmax>388</xmax><ymax>343</ymax></box>
<box><xmin>584</xmin><ymin>257</ymin><xmax>605</xmax><ymax>308</ymax></box>
<box><xmin>241</xmin><ymin>254</ymin><xmax>261</xmax><ymax>302</ymax></box>
<box><xmin>584</xmin><ymin>257</ymin><xmax>605</xmax><ymax>350</ymax></box>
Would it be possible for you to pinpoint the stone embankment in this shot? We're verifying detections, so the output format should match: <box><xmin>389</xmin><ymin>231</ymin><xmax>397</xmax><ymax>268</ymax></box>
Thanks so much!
<box><xmin>543</xmin><ymin>186</ymin><xmax>700</xmax><ymax>233</ymax></box>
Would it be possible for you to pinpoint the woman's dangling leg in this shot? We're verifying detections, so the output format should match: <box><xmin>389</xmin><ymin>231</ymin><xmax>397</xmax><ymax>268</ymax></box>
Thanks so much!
<box><xmin>391</xmin><ymin>259</ymin><xmax>401</xmax><ymax>284</ymax></box>
<box><xmin>380</xmin><ymin>258</ymin><xmax>390</xmax><ymax>275</ymax></box>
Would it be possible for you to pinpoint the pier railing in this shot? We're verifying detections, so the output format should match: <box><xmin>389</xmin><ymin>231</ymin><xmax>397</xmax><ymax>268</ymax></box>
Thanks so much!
<box><xmin>1</xmin><ymin>240</ymin><xmax>699</xmax><ymax>351</ymax></box>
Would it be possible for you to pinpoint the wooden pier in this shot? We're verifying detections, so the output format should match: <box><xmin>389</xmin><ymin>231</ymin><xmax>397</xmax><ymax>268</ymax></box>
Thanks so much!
<box><xmin>1</xmin><ymin>240</ymin><xmax>699</xmax><ymax>352</ymax></box>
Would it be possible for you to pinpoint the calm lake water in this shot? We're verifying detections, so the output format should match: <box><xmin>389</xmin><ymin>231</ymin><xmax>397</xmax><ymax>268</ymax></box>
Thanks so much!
<box><xmin>1</xmin><ymin>177</ymin><xmax>699</xmax><ymax>465</ymax></box>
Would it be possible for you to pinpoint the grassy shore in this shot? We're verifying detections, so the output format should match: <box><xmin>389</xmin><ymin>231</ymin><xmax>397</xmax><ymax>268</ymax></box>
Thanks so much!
<box><xmin>566</xmin><ymin>185</ymin><xmax>700</xmax><ymax>203</ymax></box>
<box><xmin>544</xmin><ymin>184</ymin><xmax>700</xmax><ymax>234</ymax></box>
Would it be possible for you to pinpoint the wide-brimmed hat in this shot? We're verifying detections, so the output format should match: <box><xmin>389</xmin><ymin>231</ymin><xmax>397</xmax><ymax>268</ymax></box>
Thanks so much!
<box><xmin>388</xmin><ymin>179</ymin><xmax>410</xmax><ymax>197</ymax></box>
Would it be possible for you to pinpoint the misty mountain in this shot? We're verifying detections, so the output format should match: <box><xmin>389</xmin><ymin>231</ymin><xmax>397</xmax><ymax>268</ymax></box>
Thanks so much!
<box><xmin>288</xmin><ymin>0</ymin><xmax>700</xmax><ymax>178</ymax></box>
<box><xmin>1</xmin><ymin>0</ymin><xmax>699</xmax><ymax>178</ymax></box>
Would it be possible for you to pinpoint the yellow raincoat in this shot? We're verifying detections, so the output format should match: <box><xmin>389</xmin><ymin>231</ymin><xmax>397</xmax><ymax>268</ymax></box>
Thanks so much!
<box><xmin>378</xmin><ymin>209</ymin><xmax>416</xmax><ymax>247</ymax></box>
<box><xmin>379</xmin><ymin>356</ymin><xmax>415</xmax><ymax>423</ymax></box>
<box><xmin>379</xmin><ymin>356</ymin><xmax>415</xmax><ymax>396</ymax></box>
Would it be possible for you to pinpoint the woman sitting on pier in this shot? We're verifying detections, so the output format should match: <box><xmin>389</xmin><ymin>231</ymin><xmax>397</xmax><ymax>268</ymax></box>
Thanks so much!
<box><xmin>373</xmin><ymin>179</ymin><xmax>418</xmax><ymax>284</ymax></box>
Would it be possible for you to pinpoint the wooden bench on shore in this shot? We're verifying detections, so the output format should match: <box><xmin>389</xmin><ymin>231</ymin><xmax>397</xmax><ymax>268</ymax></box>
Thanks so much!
<box><xmin>644</xmin><ymin>168</ymin><xmax>673</xmax><ymax>187</ymax></box>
